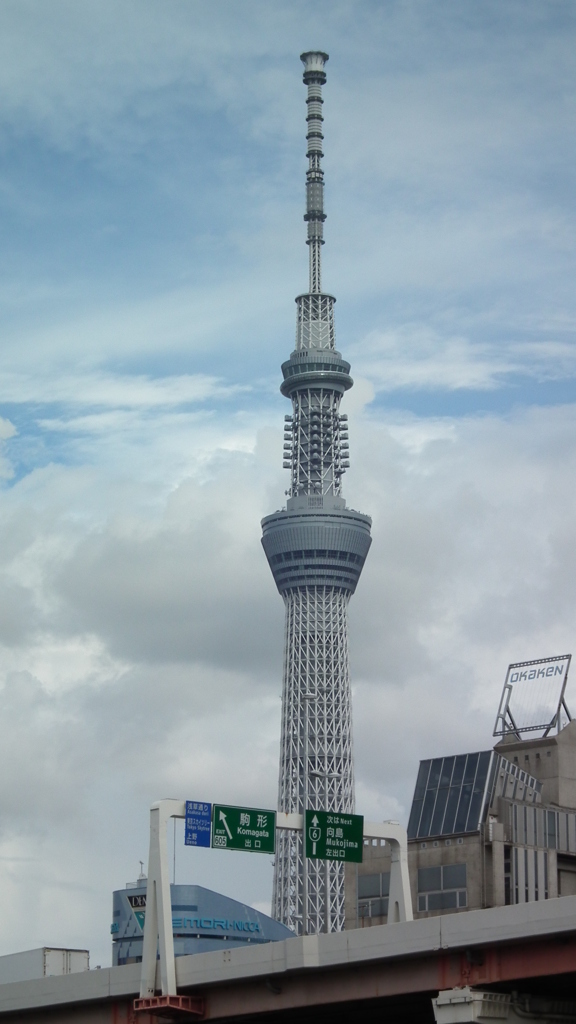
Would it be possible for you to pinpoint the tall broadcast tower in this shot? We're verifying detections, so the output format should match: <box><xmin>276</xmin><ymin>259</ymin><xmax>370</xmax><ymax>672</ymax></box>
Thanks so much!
<box><xmin>261</xmin><ymin>52</ymin><xmax>372</xmax><ymax>935</ymax></box>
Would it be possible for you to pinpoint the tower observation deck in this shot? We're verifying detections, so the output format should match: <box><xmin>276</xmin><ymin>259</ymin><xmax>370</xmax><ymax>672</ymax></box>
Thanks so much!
<box><xmin>261</xmin><ymin>51</ymin><xmax>372</xmax><ymax>934</ymax></box>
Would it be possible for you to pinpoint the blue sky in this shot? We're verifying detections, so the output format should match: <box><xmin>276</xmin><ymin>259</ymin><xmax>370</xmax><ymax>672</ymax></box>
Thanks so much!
<box><xmin>0</xmin><ymin>0</ymin><xmax>576</xmax><ymax>966</ymax></box>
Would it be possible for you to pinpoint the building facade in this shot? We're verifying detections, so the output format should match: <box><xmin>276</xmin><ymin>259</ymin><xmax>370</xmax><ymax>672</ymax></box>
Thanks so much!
<box><xmin>262</xmin><ymin>52</ymin><xmax>371</xmax><ymax>935</ymax></box>
<box><xmin>111</xmin><ymin>882</ymin><xmax>292</xmax><ymax>966</ymax></box>
<box><xmin>345</xmin><ymin>720</ymin><xmax>576</xmax><ymax>928</ymax></box>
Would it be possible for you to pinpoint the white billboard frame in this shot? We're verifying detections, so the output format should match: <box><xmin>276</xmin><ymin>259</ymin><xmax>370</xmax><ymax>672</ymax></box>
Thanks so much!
<box><xmin>493</xmin><ymin>654</ymin><xmax>572</xmax><ymax>739</ymax></box>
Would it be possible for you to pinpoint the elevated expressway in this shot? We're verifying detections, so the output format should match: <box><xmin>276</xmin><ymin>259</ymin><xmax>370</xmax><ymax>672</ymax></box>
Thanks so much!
<box><xmin>1</xmin><ymin>897</ymin><xmax>576</xmax><ymax>1023</ymax></box>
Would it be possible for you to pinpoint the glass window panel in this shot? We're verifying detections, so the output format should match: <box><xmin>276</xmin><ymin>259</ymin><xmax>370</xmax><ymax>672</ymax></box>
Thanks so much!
<box><xmin>454</xmin><ymin>784</ymin><xmax>473</xmax><ymax>833</ymax></box>
<box><xmin>430</xmin><ymin>786</ymin><xmax>450</xmax><ymax>837</ymax></box>
<box><xmin>381</xmin><ymin>872</ymin><xmax>390</xmax><ymax>897</ymax></box>
<box><xmin>418</xmin><ymin>789</ymin><xmax>437</xmax><ymax>838</ymax></box>
<box><xmin>443</xmin><ymin>863</ymin><xmax>467</xmax><ymax>890</ymax></box>
<box><xmin>451</xmin><ymin>755</ymin><xmax>467</xmax><ymax>788</ymax></box>
<box><xmin>411</xmin><ymin>750</ymin><xmax>493</xmax><ymax>839</ymax></box>
<box><xmin>427</xmin><ymin>892</ymin><xmax>444</xmax><ymax>911</ymax></box>
<box><xmin>463</xmin><ymin>753</ymin><xmax>479</xmax><ymax>785</ymax></box>
<box><xmin>372</xmin><ymin>898</ymin><xmax>388</xmax><ymax>917</ymax></box>
<box><xmin>418</xmin><ymin>867</ymin><xmax>442</xmax><ymax>893</ymax></box>
<box><xmin>440</xmin><ymin>757</ymin><xmax>455</xmax><ymax>788</ymax></box>
<box><xmin>428</xmin><ymin>758</ymin><xmax>443</xmax><ymax>790</ymax></box>
<box><xmin>477</xmin><ymin>750</ymin><xmax>492</xmax><ymax>781</ymax></box>
<box><xmin>513</xmin><ymin>804</ymin><xmax>521</xmax><ymax>844</ymax></box>
<box><xmin>458</xmin><ymin>890</ymin><xmax>468</xmax><ymax>908</ymax></box>
<box><xmin>413</xmin><ymin>761</ymin><xmax>431</xmax><ymax>802</ymax></box>
<box><xmin>547</xmin><ymin>811</ymin><xmax>557</xmax><ymax>850</ymax></box>
<box><xmin>465</xmin><ymin>785</ymin><xmax>485</xmax><ymax>833</ymax></box>
<box><xmin>442</xmin><ymin>787</ymin><xmax>461</xmax><ymax>836</ymax></box>
<box><xmin>417</xmin><ymin>895</ymin><xmax>427</xmax><ymax>912</ymax></box>
<box><xmin>407</xmin><ymin>799</ymin><xmax>423</xmax><ymax>840</ymax></box>
<box><xmin>440</xmin><ymin>891</ymin><xmax>458</xmax><ymax>909</ymax></box>
<box><xmin>561</xmin><ymin>813</ymin><xmax>569</xmax><ymax>852</ymax></box>
<box><xmin>358</xmin><ymin>874</ymin><xmax>380</xmax><ymax>898</ymax></box>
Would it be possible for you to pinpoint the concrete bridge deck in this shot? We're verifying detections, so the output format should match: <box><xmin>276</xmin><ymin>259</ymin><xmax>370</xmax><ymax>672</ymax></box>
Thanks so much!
<box><xmin>1</xmin><ymin>896</ymin><xmax>576</xmax><ymax>1023</ymax></box>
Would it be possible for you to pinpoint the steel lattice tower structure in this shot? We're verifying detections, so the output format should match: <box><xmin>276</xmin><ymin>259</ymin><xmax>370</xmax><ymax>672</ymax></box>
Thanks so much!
<box><xmin>261</xmin><ymin>51</ymin><xmax>372</xmax><ymax>935</ymax></box>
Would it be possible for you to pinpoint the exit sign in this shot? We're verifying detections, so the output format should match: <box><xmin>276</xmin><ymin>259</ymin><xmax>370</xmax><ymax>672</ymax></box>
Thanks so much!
<box><xmin>211</xmin><ymin>804</ymin><xmax>276</xmax><ymax>854</ymax></box>
<box><xmin>305</xmin><ymin>810</ymin><xmax>364</xmax><ymax>863</ymax></box>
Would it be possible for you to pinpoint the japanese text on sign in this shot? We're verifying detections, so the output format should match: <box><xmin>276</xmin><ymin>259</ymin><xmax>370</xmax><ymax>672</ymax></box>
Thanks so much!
<box><xmin>305</xmin><ymin>809</ymin><xmax>363</xmax><ymax>863</ymax></box>
<box><xmin>211</xmin><ymin>804</ymin><xmax>276</xmax><ymax>854</ymax></box>
<box><xmin>184</xmin><ymin>801</ymin><xmax>212</xmax><ymax>848</ymax></box>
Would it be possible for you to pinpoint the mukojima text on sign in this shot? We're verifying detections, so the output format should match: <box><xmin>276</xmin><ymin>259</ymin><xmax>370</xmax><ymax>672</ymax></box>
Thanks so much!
<box><xmin>305</xmin><ymin>810</ymin><xmax>363</xmax><ymax>863</ymax></box>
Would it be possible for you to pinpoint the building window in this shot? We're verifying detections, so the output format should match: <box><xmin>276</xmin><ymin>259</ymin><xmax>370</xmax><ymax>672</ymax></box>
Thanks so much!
<box><xmin>504</xmin><ymin>846</ymin><xmax>512</xmax><ymax>905</ymax></box>
<box><xmin>408</xmin><ymin>751</ymin><xmax>492</xmax><ymax>841</ymax></box>
<box><xmin>545</xmin><ymin>810</ymin><xmax>557</xmax><ymax>850</ymax></box>
<box><xmin>357</xmin><ymin>872</ymin><xmax>390</xmax><ymax>919</ymax></box>
<box><xmin>514</xmin><ymin>847</ymin><xmax>519</xmax><ymax>904</ymax></box>
<box><xmin>417</xmin><ymin>864</ymin><xmax>467</xmax><ymax>912</ymax></box>
<box><xmin>524</xmin><ymin>848</ymin><xmax>529</xmax><ymax>903</ymax></box>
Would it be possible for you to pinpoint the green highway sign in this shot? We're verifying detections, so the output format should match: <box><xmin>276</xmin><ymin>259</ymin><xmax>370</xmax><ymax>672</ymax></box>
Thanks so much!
<box><xmin>305</xmin><ymin>810</ymin><xmax>364</xmax><ymax>863</ymax></box>
<box><xmin>211</xmin><ymin>804</ymin><xmax>276</xmax><ymax>854</ymax></box>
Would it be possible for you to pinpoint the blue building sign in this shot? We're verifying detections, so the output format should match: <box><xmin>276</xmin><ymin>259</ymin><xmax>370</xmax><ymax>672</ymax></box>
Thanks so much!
<box><xmin>185</xmin><ymin>801</ymin><xmax>211</xmax><ymax>847</ymax></box>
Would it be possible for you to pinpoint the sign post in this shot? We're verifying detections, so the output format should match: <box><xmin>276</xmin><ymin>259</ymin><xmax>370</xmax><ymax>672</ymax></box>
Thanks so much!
<box><xmin>304</xmin><ymin>809</ymin><xmax>363</xmax><ymax>863</ymax></box>
<box><xmin>211</xmin><ymin>804</ymin><xmax>276</xmax><ymax>853</ymax></box>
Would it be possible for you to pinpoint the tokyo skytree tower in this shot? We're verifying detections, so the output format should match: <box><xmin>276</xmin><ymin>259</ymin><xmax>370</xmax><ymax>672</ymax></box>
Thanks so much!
<box><xmin>261</xmin><ymin>52</ymin><xmax>372</xmax><ymax>935</ymax></box>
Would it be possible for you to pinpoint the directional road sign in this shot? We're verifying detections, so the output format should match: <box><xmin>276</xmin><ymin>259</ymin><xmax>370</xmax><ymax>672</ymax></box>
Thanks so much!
<box><xmin>211</xmin><ymin>804</ymin><xmax>276</xmax><ymax>854</ymax></box>
<box><xmin>184</xmin><ymin>801</ymin><xmax>212</xmax><ymax>847</ymax></box>
<box><xmin>305</xmin><ymin>809</ymin><xmax>364</xmax><ymax>863</ymax></box>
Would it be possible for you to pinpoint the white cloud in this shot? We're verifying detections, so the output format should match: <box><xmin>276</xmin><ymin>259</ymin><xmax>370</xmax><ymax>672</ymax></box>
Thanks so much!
<box><xmin>3</xmin><ymin>372</ymin><xmax>242</xmax><ymax>408</ymax></box>
<box><xmin>0</xmin><ymin>398</ymin><xmax>574</xmax><ymax>963</ymax></box>
<box><xmin>349</xmin><ymin>326</ymin><xmax>576</xmax><ymax>394</ymax></box>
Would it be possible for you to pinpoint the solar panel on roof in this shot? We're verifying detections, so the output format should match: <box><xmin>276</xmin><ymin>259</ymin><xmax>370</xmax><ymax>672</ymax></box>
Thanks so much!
<box><xmin>407</xmin><ymin>750</ymin><xmax>494</xmax><ymax>840</ymax></box>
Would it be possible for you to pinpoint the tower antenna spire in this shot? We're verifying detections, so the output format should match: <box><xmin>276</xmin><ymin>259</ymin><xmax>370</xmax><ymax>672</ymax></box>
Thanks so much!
<box><xmin>261</xmin><ymin>53</ymin><xmax>372</xmax><ymax>936</ymax></box>
<box><xmin>301</xmin><ymin>50</ymin><xmax>329</xmax><ymax>294</ymax></box>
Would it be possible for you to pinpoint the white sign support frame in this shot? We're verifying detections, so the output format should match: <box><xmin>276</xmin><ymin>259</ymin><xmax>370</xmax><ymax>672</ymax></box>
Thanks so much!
<box><xmin>139</xmin><ymin>801</ymin><xmax>413</xmax><ymax>999</ymax></box>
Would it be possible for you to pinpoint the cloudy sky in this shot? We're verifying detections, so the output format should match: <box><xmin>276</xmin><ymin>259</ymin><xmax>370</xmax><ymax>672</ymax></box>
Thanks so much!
<box><xmin>0</xmin><ymin>0</ymin><xmax>575</xmax><ymax>967</ymax></box>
